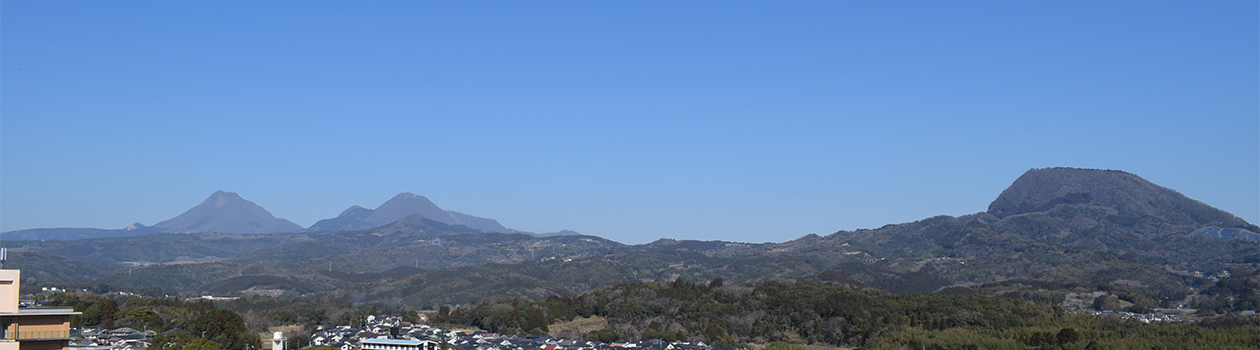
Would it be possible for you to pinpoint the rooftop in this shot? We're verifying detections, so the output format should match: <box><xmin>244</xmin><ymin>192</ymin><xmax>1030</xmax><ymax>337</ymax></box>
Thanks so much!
<box><xmin>0</xmin><ymin>307</ymin><xmax>82</xmax><ymax>316</ymax></box>
<box><xmin>362</xmin><ymin>339</ymin><xmax>436</xmax><ymax>346</ymax></box>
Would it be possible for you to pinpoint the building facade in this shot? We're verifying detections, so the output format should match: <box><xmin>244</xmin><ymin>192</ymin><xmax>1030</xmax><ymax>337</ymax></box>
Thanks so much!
<box><xmin>0</xmin><ymin>270</ymin><xmax>80</xmax><ymax>350</ymax></box>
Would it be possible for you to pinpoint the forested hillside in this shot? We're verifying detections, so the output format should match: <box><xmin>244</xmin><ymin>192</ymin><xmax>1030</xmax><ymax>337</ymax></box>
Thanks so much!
<box><xmin>436</xmin><ymin>279</ymin><xmax>1260</xmax><ymax>349</ymax></box>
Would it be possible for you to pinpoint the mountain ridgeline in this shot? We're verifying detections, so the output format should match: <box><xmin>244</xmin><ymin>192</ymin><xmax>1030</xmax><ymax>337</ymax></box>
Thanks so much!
<box><xmin>306</xmin><ymin>192</ymin><xmax>511</xmax><ymax>233</ymax></box>
<box><xmin>4</xmin><ymin>167</ymin><xmax>1258</xmax><ymax>312</ymax></box>
<box><xmin>2</xmin><ymin>191</ymin><xmax>521</xmax><ymax>240</ymax></box>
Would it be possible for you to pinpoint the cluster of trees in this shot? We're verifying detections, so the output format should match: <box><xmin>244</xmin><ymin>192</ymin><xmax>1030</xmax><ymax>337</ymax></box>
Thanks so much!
<box><xmin>438</xmin><ymin>300</ymin><xmax>555</xmax><ymax>335</ymax></box>
<box><xmin>45</xmin><ymin>294</ymin><xmax>261</xmax><ymax>350</ymax></box>
<box><xmin>438</xmin><ymin>278</ymin><xmax>1259</xmax><ymax>348</ymax></box>
<box><xmin>1192</xmin><ymin>270</ymin><xmax>1260</xmax><ymax>314</ymax></box>
<box><xmin>151</xmin><ymin>332</ymin><xmax>229</xmax><ymax>350</ymax></box>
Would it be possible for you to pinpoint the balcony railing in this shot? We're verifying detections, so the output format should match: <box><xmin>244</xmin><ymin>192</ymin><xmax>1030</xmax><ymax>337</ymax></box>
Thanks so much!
<box><xmin>3</xmin><ymin>330</ymin><xmax>71</xmax><ymax>341</ymax></box>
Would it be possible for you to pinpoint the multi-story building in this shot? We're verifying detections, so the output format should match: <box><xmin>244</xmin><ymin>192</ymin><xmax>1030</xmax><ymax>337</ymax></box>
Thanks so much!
<box><xmin>0</xmin><ymin>270</ymin><xmax>80</xmax><ymax>350</ymax></box>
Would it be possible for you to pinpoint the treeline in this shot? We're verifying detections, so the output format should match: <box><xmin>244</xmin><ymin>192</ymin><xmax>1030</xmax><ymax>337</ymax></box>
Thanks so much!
<box><xmin>44</xmin><ymin>294</ymin><xmax>261</xmax><ymax>350</ymax></box>
<box><xmin>863</xmin><ymin>322</ymin><xmax>1260</xmax><ymax>350</ymax></box>
<box><xmin>445</xmin><ymin>278</ymin><xmax>1070</xmax><ymax>346</ymax></box>
<box><xmin>441</xmin><ymin>278</ymin><xmax>1259</xmax><ymax>349</ymax></box>
<box><xmin>864</xmin><ymin>316</ymin><xmax>1260</xmax><ymax>350</ymax></box>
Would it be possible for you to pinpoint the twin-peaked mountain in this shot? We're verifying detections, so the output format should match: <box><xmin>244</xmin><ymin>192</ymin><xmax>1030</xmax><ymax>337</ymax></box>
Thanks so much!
<box><xmin>1</xmin><ymin>191</ymin><xmax>519</xmax><ymax>240</ymax></box>
<box><xmin>306</xmin><ymin>193</ymin><xmax>511</xmax><ymax>233</ymax></box>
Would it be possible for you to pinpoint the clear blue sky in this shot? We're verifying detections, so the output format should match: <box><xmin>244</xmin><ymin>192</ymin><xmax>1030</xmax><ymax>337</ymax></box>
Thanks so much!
<box><xmin>2</xmin><ymin>1</ymin><xmax>1257</xmax><ymax>244</ymax></box>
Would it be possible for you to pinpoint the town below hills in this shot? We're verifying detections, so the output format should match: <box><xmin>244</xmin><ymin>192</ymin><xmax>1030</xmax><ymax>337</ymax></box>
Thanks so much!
<box><xmin>4</xmin><ymin>167</ymin><xmax>1260</xmax><ymax>349</ymax></box>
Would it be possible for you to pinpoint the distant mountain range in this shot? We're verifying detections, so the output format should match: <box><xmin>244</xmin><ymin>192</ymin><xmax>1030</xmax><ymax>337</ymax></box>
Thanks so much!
<box><xmin>2</xmin><ymin>191</ymin><xmax>563</xmax><ymax>240</ymax></box>
<box><xmin>3</xmin><ymin>167</ymin><xmax>1257</xmax><ymax>309</ymax></box>
<box><xmin>0</xmin><ymin>224</ymin><xmax>164</xmax><ymax>241</ymax></box>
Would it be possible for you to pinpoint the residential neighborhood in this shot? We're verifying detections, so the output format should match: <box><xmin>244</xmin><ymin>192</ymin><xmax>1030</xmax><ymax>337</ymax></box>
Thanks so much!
<box><xmin>72</xmin><ymin>327</ymin><xmax>158</xmax><ymax>350</ymax></box>
<box><xmin>306</xmin><ymin>315</ymin><xmax>727</xmax><ymax>350</ymax></box>
<box><xmin>67</xmin><ymin>314</ymin><xmax>731</xmax><ymax>350</ymax></box>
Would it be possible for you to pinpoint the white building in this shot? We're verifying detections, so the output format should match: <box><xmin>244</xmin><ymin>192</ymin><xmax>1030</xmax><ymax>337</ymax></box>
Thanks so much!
<box><xmin>361</xmin><ymin>339</ymin><xmax>439</xmax><ymax>350</ymax></box>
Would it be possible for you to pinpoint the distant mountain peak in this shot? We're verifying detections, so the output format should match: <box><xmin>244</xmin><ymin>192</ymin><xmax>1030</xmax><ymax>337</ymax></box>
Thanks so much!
<box><xmin>383</xmin><ymin>192</ymin><xmax>429</xmax><ymax>205</ymax></box>
<box><xmin>987</xmin><ymin>167</ymin><xmax>1255</xmax><ymax>230</ymax></box>
<box><xmin>377</xmin><ymin>193</ymin><xmax>437</xmax><ymax>208</ymax></box>
<box><xmin>307</xmin><ymin>193</ymin><xmax>511</xmax><ymax>233</ymax></box>
<box><xmin>208</xmin><ymin>190</ymin><xmax>247</xmax><ymax>209</ymax></box>
<box><xmin>152</xmin><ymin>191</ymin><xmax>303</xmax><ymax>234</ymax></box>
<box><xmin>338</xmin><ymin>205</ymin><xmax>371</xmax><ymax>216</ymax></box>
<box><xmin>532</xmin><ymin>230</ymin><xmax>581</xmax><ymax>237</ymax></box>
<box><xmin>988</xmin><ymin>167</ymin><xmax>1125</xmax><ymax>217</ymax></box>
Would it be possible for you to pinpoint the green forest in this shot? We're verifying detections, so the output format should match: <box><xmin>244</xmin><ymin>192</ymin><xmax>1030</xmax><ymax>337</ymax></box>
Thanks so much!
<box><xmin>439</xmin><ymin>279</ymin><xmax>1258</xmax><ymax>349</ymax></box>
<box><xmin>36</xmin><ymin>275</ymin><xmax>1260</xmax><ymax>350</ymax></box>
